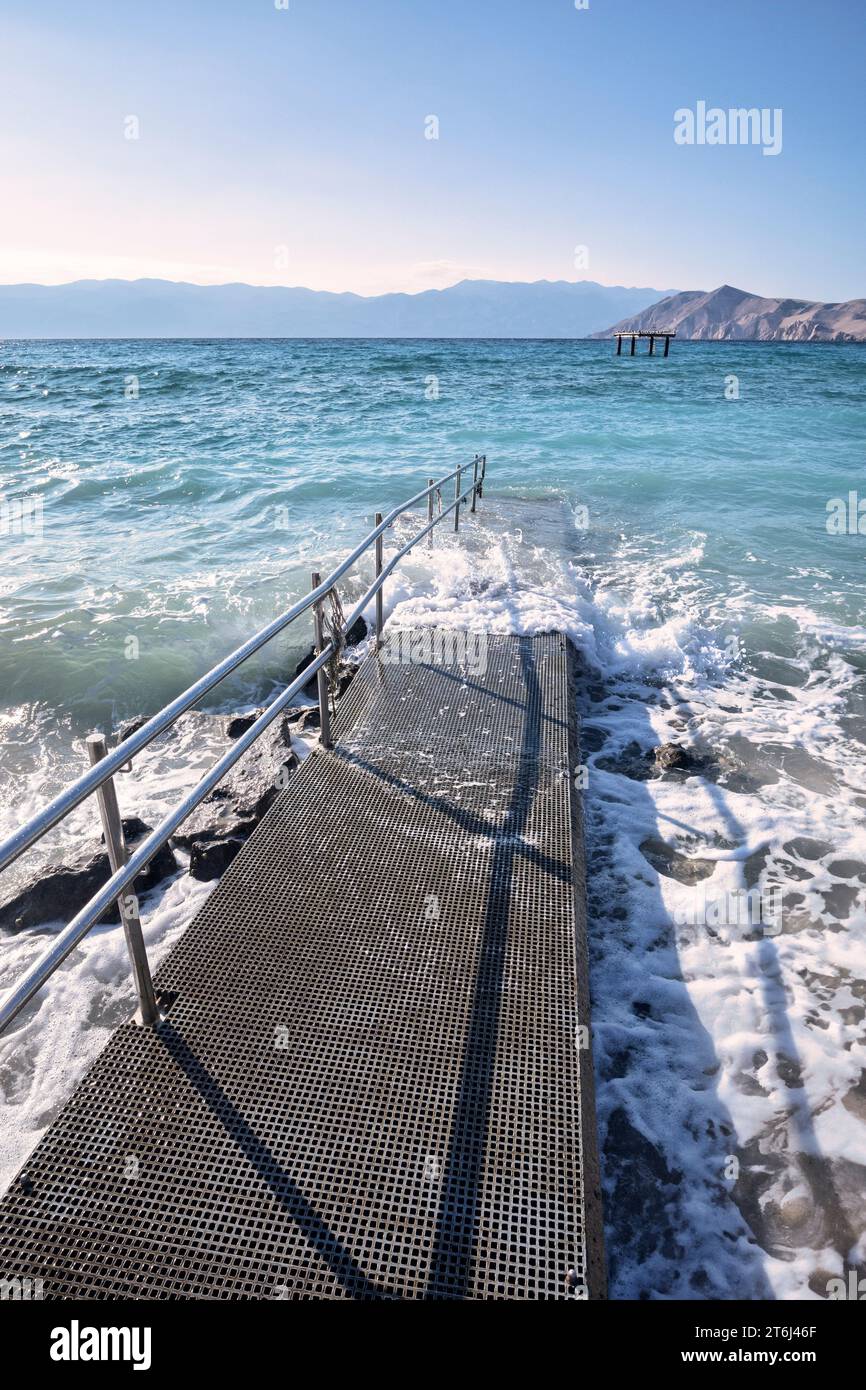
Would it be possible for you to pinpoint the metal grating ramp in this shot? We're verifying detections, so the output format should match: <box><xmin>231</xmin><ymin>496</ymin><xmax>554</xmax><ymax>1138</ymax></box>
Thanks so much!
<box><xmin>0</xmin><ymin>632</ymin><xmax>605</xmax><ymax>1300</ymax></box>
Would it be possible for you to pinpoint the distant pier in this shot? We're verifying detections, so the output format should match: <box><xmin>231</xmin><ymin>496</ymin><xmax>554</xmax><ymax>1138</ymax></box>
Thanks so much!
<box><xmin>615</xmin><ymin>329</ymin><xmax>676</xmax><ymax>357</ymax></box>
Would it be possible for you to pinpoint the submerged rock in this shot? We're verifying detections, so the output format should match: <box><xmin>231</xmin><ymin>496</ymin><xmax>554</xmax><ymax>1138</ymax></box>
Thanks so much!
<box><xmin>117</xmin><ymin>716</ymin><xmax>151</xmax><ymax>743</ymax></box>
<box><xmin>783</xmin><ymin>836</ymin><xmax>833</xmax><ymax>862</ymax></box>
<box><xmin>188</xmin><ymin>836</ymin><xmax>246</xmax><ymax>882</ymax></box>
<box><xmin>295</xmin><ymin>652</ymin><xmax>362</xmax><ymax>699</ymax></box>
<box><xmin>640</xmin><ymin>836</ymin><xmax>716</xmax><ymax>885</ymax></box>
<box><xmin>0</xmin><ymin>818</ymin><xmax>178</xmax><ymax>933</ymax></box>
<box><xmin>604</xmin><ymin>1107</ymin><xmax>684</xmax><ymax>1278</ymax></box>
<box><xmin>294</xmin><ymin>615</ymin><xmax>368</xmax><ymax>693</ymax></box>
<box><xmin>291</xmin><ymin>705</ymin><xmax>321</xmax><ymax>733</ymax></box>
<box><xmin>104</xmin><ymin>651</ymin><xmax>363</xmax><ymax>890</ymax></box>
<box><xmin>653</xmin><ymin>742</ymin><xmax>707</xmax><ymax>774</ymax></box>
<box><xmin>733</xmin><ymin>1133</ymin><xmax>866</xmax><ymax>1263</ymax></box>
<box><xmin>595</xmin><ymin>740</ymin><xmax>655</xmax><ymax>781</ymax></box>
<box><xmin>2</xmin><ymin>674</ymin><xmax>349</xmax><ymax>930</ymax></box>
<box><xmin>172</xmin><ymin>714</ymin><xmax>298</xmax><ymax>849</ymax></box>
<box><xmin>594</xmin><ymin>740</ymin><xmax>720</xmax><ymax>783</ymax></box>
<box><xmin>225</xmin><ymin>711</ymin><xmax>262</xmax><ymax>740</ymax></box>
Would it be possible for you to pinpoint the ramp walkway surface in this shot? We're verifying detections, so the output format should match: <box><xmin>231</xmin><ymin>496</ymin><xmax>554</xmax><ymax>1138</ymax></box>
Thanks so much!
<box><xmin>0</xmin><ymin>631</ymin><xmax>605</xmax><ymax>1300</ymax></box>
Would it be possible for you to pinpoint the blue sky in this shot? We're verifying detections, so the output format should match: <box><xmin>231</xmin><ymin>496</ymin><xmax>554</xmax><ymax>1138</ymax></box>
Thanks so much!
<box><xmin>1</xmin><ymin>0</ymin><xmax>863</xmax><ymax>299</ymax></box>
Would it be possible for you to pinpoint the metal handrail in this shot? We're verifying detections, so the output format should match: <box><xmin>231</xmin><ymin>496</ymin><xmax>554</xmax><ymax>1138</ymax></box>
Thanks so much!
<box><xmin>0</xmin><ymin>455</ymin><xmax>487</xmax><ymax>1036</ymax></box>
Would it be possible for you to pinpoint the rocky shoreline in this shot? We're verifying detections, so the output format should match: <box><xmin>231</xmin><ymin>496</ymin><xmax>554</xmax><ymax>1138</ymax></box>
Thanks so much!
<box><xmin>1</xmin><ymin>618</ymin><xmax>718</xmax><ymax>937</ymax></box>
<box><xmin>0</xmin><ymin>622</ymin><xmax>367</xmax><ymax>933</ymax></box>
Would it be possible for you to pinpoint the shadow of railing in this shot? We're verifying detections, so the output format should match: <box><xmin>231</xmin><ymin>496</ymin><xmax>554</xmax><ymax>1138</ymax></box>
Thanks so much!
<box><xmin>422</xmin><ymin>638</ymin><xmax>545</xmax><ymax>1298</ymax></box>
<box><xmin>336</xmin><ymin>638</ymin><xmax>562</xmax><ymax>1296</ymax></box>
<box><xmin>578</xmin><ymin>669</ymin><xmax>778</xmax><ymax>1299</ymax></box>
<box><xmin>157</xmin><ymin>1020</ymin><xmax>386</xmax><ymax>1300</ymax></box>
<box><xmin>675</xmin><ymin>697</ymin><xmax>860</xmax><ymax>1272</ymax></box>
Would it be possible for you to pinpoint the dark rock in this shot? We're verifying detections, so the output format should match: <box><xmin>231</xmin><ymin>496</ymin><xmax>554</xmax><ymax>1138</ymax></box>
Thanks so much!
<box><xmin>809</xmin><ymin>1267</ymin><xmax>843</xmax><ymax>1300</ymax></box>
<box><xmin>654</xmin><ymin>742</ymin><xmax>700</xmax><ymax>772</ymax></box>
<box><xmin>828</xmin><ymin>859</ymin><xmax>866</xmax><ymax>882</ymax></box>
<box><xmin>188</xmin><ymin>837</ymin><xmax>246</xmax><ymax>882</ymax></box>
<box><xmin>291</xmin><ymin>706</ymin><xmax>321</xmax><ymax>733</ymax></box>
<box><xmin>579</xmin><ymin>726</ymin><xmax>607</xmax><ymax>755</ymax></box>
<box><xmin>225</xmin><ymin>711</ymin><xmax>263</xmax><ymax>740</ymax></box>
<box><xmin>604</xmin><ymin>1046</ymin><xmax>633</xmax><ymax>1080</ymax></box>
<box><xmin>639</xmin><ymin>836</ymin><xmax>715</xmax><ymax>885</ymax></box>
<box><xmin>117</xmin><ymin>716</ymin><xmax>151</xmax><ymax>743</ymax></box>
<box><xmin>172</xmin><ymin>714</ymin><xmax>297</xmax><ymax>849</ymax></box>
<box><xmin>821</xmin><ymin>882</ymin><xmax>860</xmax><ymax>920</ymax></box>
<box><xmin>595</xmin><ymin>740</ymin><xmax>654</xmax><ymax>781</ymax></box>
<box><xmin>335</xmin><ymin>662</ymin><xmax>359</xmax><ymax>697</ymax></box>
<box><xmin>294</xmin><ymin>616</ymin><xmax>367</xmax><ymax>693</ymax></box>
<box><xmin>103</xmin><ymin>815</ymin><xmax>150</xmax><ymax>846</ymax></box>
<box><xmin>783</xmin><ymin>836</ymin><xmax>833</xmax><ymax>862</ymax></box>
<box><xmin>593</xmin><ymin>738</ymin><xmax>717</xmax><ymax>783</ymax></box>
<box><xmin>728</xmin><ymin>1136</ymin><xmax>861</xmax><ymax>1260</ymax></box>
<box><xmin>0</xmin><ymin>819</ymin><xmax>178</xmax><ymax>933</ymax></box>
<box><xmin>604</xmin><ymin>1108</ymin><xmax>684</xmax><ymax>1277</ymax></box>
<box><xmin>345</xmin><ymin>616</ymin><xmax>367</xmax><ymax>646</ymax></box>
<box><xmin>295</xmin><ymin>651</ymin><xmax>359</xmax><ymax>699</ymax></box>
<box><xmin>294</xmin><ymin>645</ymin><xmax>317</xmax><ymax>689</ymax></box>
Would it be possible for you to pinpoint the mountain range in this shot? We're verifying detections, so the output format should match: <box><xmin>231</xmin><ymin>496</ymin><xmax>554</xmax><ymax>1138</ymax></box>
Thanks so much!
<box><xmin>0</xmin><ymin>277</ymin><xmax>673</xmax><ymax>339</ymax></box>
<box><xmin>601</xmin><ymin>285</ymin><xmax>866</xmax><ymax>342</ymax></box>
<box><xmin>2</xmin><ymin>277</ymin><xmax>862</xmax><ymax>341</ymax></box>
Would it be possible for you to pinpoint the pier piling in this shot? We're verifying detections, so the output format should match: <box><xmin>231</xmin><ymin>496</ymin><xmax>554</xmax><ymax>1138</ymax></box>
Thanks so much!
<box><xmin>615</xmin><ymin>329</ymin><xmax>676</xmax><ymax>358</ymax></box>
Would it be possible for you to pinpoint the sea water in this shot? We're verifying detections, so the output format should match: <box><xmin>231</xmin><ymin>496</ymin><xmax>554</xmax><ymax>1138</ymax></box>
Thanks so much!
<box><xmin>1</xmin><ymin>337</ymin><xmax>865</xmax><ymax>1299</ymax></box>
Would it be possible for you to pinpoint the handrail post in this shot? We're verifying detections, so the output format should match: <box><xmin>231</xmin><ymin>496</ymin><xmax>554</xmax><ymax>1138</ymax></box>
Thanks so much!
<box><xmin>471</xmin><ymin>455</ymin><xmax>479</xmax><ymax>513</ymax></box>
<box><xmin>0</xmin><ymin>459</ymin><xmax>494</xmax><ymax>1040</ymax></box>
<box><xmin>0</xmin><ymin>457</ymin><xmax>492</xmax><ymax>884</ymax></box>
<box><xmin>310</xmin><ymin>572</ymin><xmax>333</xmax><ymax>749</ymax></box>
<box><xmin>374</xmin><ymin>512</ymin><xmax>384</xmax><ymax>639</ymax></box>
<box><xmin>85</xmin><ymin>734</ymin><xmax>159</xmax><ymax>1026</ymax></box>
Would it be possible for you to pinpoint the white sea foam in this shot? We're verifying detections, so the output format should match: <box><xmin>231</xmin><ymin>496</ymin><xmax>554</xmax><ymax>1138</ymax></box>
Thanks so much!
<box><xmin>1</xmin><ymin>497</ymin><xmax>865</xmax><ymax>1301</ymax></box>
<box><xmin>383</xmin><ymin>502</ymin><xmax>866</xmax><ymax>1299</ymax></box>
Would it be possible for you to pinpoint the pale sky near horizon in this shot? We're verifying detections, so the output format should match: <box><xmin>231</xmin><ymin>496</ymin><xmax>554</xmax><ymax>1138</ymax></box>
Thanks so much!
<box><xmin>1</xmin><ymin>0</ymin><xmax>863</xmax><ymax>301</ymax></box>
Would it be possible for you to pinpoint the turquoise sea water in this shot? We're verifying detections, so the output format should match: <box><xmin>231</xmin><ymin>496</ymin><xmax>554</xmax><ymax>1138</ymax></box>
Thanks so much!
<box><xmin>2</xmin><ymin>339</ymin><xmax>864</xmax><ymax>721</ymax></box>
<box><xmin>2</xmin><ymin>339</ymin><xmax>865</xmax><ymax>716</ymax></box>
<box><xmin>1</xmin><ymin>338</ymin><xmax>865</xmax><ymax>1298</ymax></box>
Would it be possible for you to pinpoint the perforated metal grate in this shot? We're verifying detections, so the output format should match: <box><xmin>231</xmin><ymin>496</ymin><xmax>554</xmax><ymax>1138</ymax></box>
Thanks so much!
<box><xmin>0</xmin><ymin>632</ymin><xmax>604</xmax><ymax>1299</ymax></box>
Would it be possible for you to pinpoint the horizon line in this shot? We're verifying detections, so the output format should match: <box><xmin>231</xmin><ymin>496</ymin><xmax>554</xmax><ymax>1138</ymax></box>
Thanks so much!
<box><xmin>0</xmin><ymin>273</ymin><xmax>686</xmax><ymax>299</ymax></box>
<box><xmin>3</xmin><ymin>277</ymin><xmax>862</xmax><ymax>306</ymax></box>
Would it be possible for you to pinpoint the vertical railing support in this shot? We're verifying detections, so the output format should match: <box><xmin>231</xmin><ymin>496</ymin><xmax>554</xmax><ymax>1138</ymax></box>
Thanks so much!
<box><xmin>470</xmin><ymin>455</ymin><xmax>479</xmax><ymax>513</ymax></box>
<box><xmin>427</xmin><ymin>479</ymin><xmax>434</xmax><ymax>547</ymax></box>
<box><xmin>454</xmin><ymin>466</ymin><xmax>461</xmax><ymax>533</ymax></box>
<box><xmin>478</xmin><ymin>454</ymin><xmax>486</xmax><ymax>499</ymax></box>
<box><xmin>374</xmin><ymin>512</ymin><xmax>384</xmax><ymax>640</ymax></box>
<box><xmin>310</xmin><ymin>572</ymin><xmax>333</xmax><ymax>750</ymax></box>
<box><xmin>85</xmin><ymin>733</ymin><xmax>159</xmax><ymax>1027</ymax></box>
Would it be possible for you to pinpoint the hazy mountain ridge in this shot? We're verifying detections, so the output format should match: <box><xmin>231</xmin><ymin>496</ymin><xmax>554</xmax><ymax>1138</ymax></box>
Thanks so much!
<box><xmin>601</xmin><ymin>284</ymin><xmax>866</xmax><ymax>342</ymax></box>
<box><xmin>0</xmin><ymin>277</ymin><xmax>674</xmax><ymax>339</ymax></box>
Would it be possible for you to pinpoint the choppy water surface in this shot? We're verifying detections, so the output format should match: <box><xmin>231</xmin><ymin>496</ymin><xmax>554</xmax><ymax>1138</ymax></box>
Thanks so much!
<box><xmin>1</xmin><ymin>338</ymin><xmax>865</xmax><ymax>1298</ymax></box>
